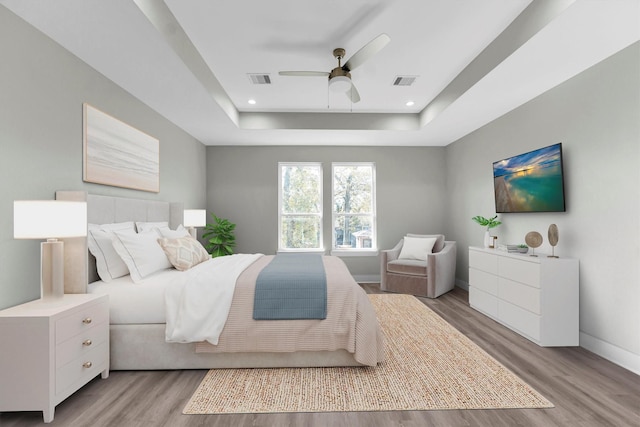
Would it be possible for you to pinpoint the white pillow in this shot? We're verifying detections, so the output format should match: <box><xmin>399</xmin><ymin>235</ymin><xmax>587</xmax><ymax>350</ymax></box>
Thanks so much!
<box><xmin>135</xmin><ymin>221</ymin><xmax>169</xmax><ymax>233</ymax></box>
<box><xmin>87</xmin><ymin>222</ymin><xmax>136</xmax><ymax>282</ymax></box>
<box><xmin>159</xmin><ymin>224</ymin><xmax>190</xmax><ymax>239</ymax></box>
<box><xmin>110</xmin><ymin>229</ymin><xmax>173</xmax><ymax>283</ymax></box>
<box><xmin>398</xmin><ymin>236</ymin><xmax>437</xmax><ymax>261</ymax></box>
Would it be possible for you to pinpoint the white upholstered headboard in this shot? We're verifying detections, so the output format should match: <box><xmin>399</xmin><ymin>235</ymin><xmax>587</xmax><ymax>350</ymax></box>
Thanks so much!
<box><xmin>56</xmin><ymin>191</ymin><xmax>183</xmax><ymax>292</ymax></box>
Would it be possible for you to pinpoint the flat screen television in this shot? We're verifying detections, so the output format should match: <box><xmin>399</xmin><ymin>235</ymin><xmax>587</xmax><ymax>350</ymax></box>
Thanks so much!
<box><xmin>493</xmin><ymin>143</ymin><xmax>566</xmax><ymax>213</ymax></box>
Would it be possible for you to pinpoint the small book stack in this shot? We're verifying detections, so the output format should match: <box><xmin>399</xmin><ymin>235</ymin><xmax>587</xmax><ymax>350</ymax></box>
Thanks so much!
<box><xmin>497</xmin><ymin>244</ymin><xmax>520</xmax><ymax>253</ymax></box>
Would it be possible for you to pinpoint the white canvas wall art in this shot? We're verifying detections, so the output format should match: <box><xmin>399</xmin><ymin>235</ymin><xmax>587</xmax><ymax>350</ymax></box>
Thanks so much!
<box><xmin>83</xmin><ymin>103</ymin><xmax>159</xmax><ymax>192</ymax></box>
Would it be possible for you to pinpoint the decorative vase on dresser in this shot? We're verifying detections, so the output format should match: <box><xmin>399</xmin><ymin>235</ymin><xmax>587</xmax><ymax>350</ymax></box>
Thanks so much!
<box><xmin>483</xmin><ymin>230</ymin><xmax>491</xmax><ymax>248</ymax></box>
<box><xmin>468</xmin><ymin>246</ymin><xmax>579</xmax><ymax>346</ymax></box>
<box><xmin>0</xmin><ymin>294</ymin><xmax>109</xmax><ymax>423</ymax></box>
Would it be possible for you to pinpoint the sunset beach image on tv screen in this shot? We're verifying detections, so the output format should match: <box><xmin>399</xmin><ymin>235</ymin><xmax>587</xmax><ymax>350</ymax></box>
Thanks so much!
<box><xmin>493</xmin><ymin>143</ymin><xmax>565</xmax><ymax>213</ymax></box>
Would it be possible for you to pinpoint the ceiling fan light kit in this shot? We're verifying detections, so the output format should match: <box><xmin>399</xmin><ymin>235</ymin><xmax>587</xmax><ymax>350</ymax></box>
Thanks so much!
<box><xmin>279</xmin><ymin>33</ymin><xmax>390</xmax><ymax>104</ymax></box>
<box><xmin>329</xmin><ymin>75</ymin><xmax>351</xmax><ymax>92</ymax></box>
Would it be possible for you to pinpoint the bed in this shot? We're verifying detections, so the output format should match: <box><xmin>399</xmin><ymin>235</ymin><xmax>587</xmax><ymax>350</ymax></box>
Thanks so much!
<box><xmin>56</xmin><ymin>191</ymin><xmax>384</xmax><ymax>370</ymax></box>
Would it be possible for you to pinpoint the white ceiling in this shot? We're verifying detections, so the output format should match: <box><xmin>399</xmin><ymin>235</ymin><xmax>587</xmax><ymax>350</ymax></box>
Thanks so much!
<box><xmin>2</xmin><ymin>0</ymin><xmax>639</xmax><ymax>146</ymax></box>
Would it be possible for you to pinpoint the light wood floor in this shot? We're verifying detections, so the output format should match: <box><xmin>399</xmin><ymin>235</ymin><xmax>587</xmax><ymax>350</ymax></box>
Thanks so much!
<box><xmin>2</xmin><ymin>286</ymin><xmax>638</xmax><ymax>426</ymax></box>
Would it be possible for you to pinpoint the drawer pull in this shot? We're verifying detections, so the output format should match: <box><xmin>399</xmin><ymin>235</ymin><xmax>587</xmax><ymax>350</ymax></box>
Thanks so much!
<box><xmin>83</xmin><ymin>339</ymin><xmax>92</xmax><ymax>347</ymax></box>
<box><xmin>82</xmin><ymin>317</ymin><xmax>92</xmax><ymax>324</ymax></box>
<box><xmin>83</xmin><ymin>362</ymin><xmax>92</xmax><ymax>369</ymax></box>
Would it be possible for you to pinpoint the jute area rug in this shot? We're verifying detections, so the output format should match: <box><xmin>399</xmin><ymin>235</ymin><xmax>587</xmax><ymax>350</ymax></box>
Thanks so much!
<box><xmin>184</xmin><ymin>294</ymin><xmax>553</xmax><ymax>414</ymax></box>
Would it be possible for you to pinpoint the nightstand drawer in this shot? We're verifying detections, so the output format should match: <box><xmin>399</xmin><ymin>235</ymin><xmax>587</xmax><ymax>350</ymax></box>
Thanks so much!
<box><xmin>56</xmin><ymin>300</ymin><xmax>108</xmax><ymax>344</ymax></box>
<box><xmin>56</xmin><ymin>322</ymin><xmax>108</xmax><ymax>369</ymax></box>
<box><xmin>56</xmin><ymin>342</ymin><xmax>108</xmax><ymax>395</ymax></box>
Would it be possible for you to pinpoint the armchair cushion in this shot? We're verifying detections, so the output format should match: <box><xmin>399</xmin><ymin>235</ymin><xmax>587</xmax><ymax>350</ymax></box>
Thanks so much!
<box><xmin>398</xmin><ymin>236</ymin><xmax>437</xmax><ymax>261</ymax></box>
<box><xmin>387</xmin><ymin>259</ymin><xmax>427</xmax><ymax>276</ymax></box>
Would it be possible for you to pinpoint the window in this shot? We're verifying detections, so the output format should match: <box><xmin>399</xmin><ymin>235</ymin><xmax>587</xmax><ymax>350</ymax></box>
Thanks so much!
<box><xmin>278</xmin><ymin>163</ymin><xmax>323</xmax><ymax>251</ymax></box>
<box><xmin>332</xmin><ymin>163</ymin><xmax>376</xmax><ymax>254</ymax></box>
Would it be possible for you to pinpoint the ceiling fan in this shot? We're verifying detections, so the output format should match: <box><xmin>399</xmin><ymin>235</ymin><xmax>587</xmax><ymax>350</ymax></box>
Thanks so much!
<box><xmin>278</xmin><ymin>33</ymin><xmax>391</xmax><ymax>103</ymax></box>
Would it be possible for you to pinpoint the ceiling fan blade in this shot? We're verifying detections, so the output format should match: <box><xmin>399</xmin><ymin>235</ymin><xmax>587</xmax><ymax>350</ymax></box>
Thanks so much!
<box><xmin>346</xmin><ymin>82</ymin><xmax>361</xmax><ymax>103</ymax></box>
<box><xmin>343</xmin><ymin>33</ymin><xmax>390</xmax><ymax>71</ymax></box>
<box><xmin>279</xmin><ymin>71</ymin><xmax>330</xmax><ymax>77</ymax></box>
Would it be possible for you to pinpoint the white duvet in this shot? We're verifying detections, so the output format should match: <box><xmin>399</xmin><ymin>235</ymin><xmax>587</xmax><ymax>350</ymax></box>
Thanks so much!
<box><xmin>164</xmin><ymin>253</ymin><xmax>263</xmax><ymax>345</ymax></box>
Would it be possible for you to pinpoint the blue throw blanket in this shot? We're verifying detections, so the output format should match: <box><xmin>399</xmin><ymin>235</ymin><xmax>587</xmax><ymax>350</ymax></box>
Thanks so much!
<box><xmin>253</xmin><ymin>253</ymin><xmax>327</xmax><ymax>320</ymax></box>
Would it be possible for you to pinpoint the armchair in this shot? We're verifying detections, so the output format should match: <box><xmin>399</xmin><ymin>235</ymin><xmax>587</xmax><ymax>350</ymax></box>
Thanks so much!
<box><xmin>380</xmin><ymin>234</ymin><xmax>456</xmax><ymax>298</ymax></box>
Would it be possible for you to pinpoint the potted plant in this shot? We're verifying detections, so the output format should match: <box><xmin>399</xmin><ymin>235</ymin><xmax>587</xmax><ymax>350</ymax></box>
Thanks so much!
<box><xmin>472</xmin><ymin>215</ymin><xmax>502</xmax><ymax>248</ymax></box>
<box><xmin>517</xmin><ymin>244</ymin><xmax>529</xmax><ymax>254</ymax></box>
<box><xmin>202</xmin><ymin>213</ymin><xmax>236</xmax><ymax>257</ymax></box>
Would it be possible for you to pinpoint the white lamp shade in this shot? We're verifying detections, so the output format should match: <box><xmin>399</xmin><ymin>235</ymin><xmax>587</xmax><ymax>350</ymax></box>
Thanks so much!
<box><xmin>329</xmin><ymin>76</ymin><xmax>351</xmax><ymax>93</ymax></box>
<box><xmin>183</xmin><ymin>209</ymin><xmax>206</xmax><ymax>227</ymax></box>
<box><xmin>14</xmin><ymin>200</ymin><xmax>87</xmax><ymax>239</ymax></box>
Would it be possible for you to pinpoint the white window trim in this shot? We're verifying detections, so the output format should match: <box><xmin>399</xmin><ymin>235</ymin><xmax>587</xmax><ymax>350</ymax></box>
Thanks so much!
<box><xmin>277</xmin><ymin>162</ymin><xmax>324</xmax><ymax>252</ymax></box>
<box><xmin>330</xmin><ymin>248</ymin><xmax>379</xmax><ymax>257</ymax></box>
<box><xmin>331</xmin><ymin>162</ymin><xmax>377</xmax><ymax>257</ymax></box>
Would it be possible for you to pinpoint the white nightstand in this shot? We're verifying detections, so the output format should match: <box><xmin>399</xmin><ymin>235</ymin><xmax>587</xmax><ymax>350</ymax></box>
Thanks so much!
<box><xmin>0</xmin><ymin>294</ymin><xmax>109</xmax><ymax>423</ymax></box>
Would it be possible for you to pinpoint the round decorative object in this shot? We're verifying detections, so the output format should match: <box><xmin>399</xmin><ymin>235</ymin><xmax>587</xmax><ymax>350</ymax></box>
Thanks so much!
<box><xmin>525</xmin><ymin>231</ymin><xmax>543</xmax><ymax>248</ymax></box>
<box><xmin>548</xmin><ymin>224</ymin><xmax>559</xmax><ymax>246</ymax></box>
<box><xmin>548</xmin><ymin>224</ymin><xmax>559</xmax><ymax>258</ymax></box>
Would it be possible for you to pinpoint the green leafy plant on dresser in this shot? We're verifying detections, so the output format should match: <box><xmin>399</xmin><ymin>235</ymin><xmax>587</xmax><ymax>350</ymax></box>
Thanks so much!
<box><xmin>472</xmin><ymin>215</ymin><xmax>502</xmax><ymax>248</ymax></box>
<box><xmin>202</xmin><ymin>213</ymin><xmax>236</xmax><ymax>257</ymax></box>
<box><xmin>471</xmin><ymin>215</ymin><xmax>502</xmax><ymax>230</ymax></box>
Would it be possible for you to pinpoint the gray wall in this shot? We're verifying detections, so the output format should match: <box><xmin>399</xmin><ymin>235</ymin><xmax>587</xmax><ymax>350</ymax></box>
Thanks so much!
<box><xmin>206</xmin><ymin>146</ymin><xmax>448</xmax><ymax>279</ymax></box>
<box><xmin>445</xmin><ymin>42</ymin><xmax>640</xmax><ymax>370</ymax></box>
<box><xmin>0</xmin><ymin>7</ymin><xmax>207</xmax><ymax>309</ymax></box>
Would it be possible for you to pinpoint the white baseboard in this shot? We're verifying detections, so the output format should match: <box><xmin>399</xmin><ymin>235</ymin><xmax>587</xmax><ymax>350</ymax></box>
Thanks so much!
<box><xmin>354</xmin><ymin>274</ymin><xmax>380</xmax><ymax>284</ymax></box>
<box><xmin>580</xmin><ymin>331</ymin><xmax>640</xmax><ymax>376</ymax></box>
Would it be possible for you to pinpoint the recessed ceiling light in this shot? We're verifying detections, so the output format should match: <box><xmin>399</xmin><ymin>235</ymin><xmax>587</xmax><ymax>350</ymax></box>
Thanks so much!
<box><xmin>405</xmin><ymin>101</ymin><xmax>415</xmax><ymax>107</ymax></box>
<box><xmin>248</xmin><ymin>99</ymin><xmax>256</xmax><ymax>105</ymax></box>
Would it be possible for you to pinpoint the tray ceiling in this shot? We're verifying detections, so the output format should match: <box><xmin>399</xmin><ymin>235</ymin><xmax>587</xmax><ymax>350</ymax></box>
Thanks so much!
<box><xmin>2</xmin><ymin>0</ymin><xmax>638</xmax><ymax>146</ymax></box>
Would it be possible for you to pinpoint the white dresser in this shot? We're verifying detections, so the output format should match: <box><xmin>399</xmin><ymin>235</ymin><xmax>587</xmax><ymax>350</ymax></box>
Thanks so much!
<box><xmin>0</xmin><ymin>294</ymin><xmax>109</xmax><ymax>423</ymax></box>
<box><xmin>468</xmin><ymin>246</ymin><xmax>579</xmax><ymax>346</ymax></box>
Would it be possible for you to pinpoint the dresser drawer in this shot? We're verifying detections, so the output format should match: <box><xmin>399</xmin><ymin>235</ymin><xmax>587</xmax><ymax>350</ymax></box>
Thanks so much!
<box><xmin>469</xmin><ymin>250</ymin><xmax>498</xmax><ymax>274</ymax></box>
<box><xmin>56</xmin><ymin>300</ymin><xmax>109</xmax><ymax>344</ymax></box>
<box><xmin>498</xmin><ymin>257</ymin><xmax>540</xmax><ymax>288</ymax></box>
<box><xmin>469</xmin><ymin>267</ymin><xmax>498</xmax><ymax>295</ymax></box>
<box><xmin>469</xmin><ymin>287</ymin><xmax>498</xmax><ymax>318</ymax></box>
<box><xmin>56</xmin><ymin>342</ymin><xmax>108</xmax><ymax>396</ymax></box>
<box><xmin>498</xmin><ymin>300</ymin><xmax>540</xmax><ymax>341</ymax></box>
<box><xmin>498</xmin><ymin>278</ymin><xmax>541</xmax><ymax>314</ymax></box>
<box><xmin>56</xmin><ymin>322</ymin><xmax>109</xmax><ymax>369</ymax></box>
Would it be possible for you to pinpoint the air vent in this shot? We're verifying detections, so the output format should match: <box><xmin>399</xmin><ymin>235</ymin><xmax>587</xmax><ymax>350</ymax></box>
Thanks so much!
<box><xmin>393</xmin><ymin>76</ymin><xmax>417</xmax><ymax>86</ymax></box>
<box><xmin>248</xmin><ymin>74</ymin><xmax>272</xmax><ymax>85</ymax></box>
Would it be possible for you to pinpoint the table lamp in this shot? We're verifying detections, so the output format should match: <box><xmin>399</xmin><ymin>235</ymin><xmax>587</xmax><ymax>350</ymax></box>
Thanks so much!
<box><xmin>14</xmin><ymin>200</ymin><xmax>87</xmax><ymax>300</ymax></box>
<box><xmin>183</xmin><ymin>209</ymin><xmax>206</xmax><ymax>239</ymax></box>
